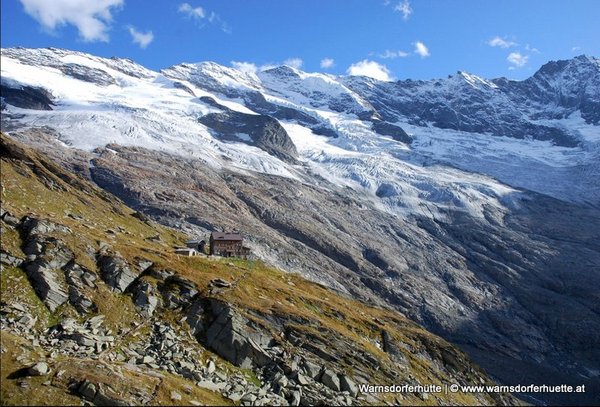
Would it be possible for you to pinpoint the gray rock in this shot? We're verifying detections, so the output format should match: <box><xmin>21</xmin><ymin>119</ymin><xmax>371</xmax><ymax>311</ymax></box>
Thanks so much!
<box><xmin>210</xmin><ymin>278</ymin><xmax>232</xmax><ymax>288</ymax></box>
<box><xmin>68</xmin><ymin>286</ymin><xmax>97</xmax><ymax>314</ymax></box>
<box><xmin>197</xmin><ymin>105</ymin><xmax>299</xmax><ymax>163</ymax></box>
<box><xmin>290</xmin><ymin>390</ymin><xmax>301</xmax><ymax>406</ymax></box>
<box><xmin>297</xmin><ymin>373</ymin><xmax>310</xmax><ymax>386</ymax></box>
<box><xmin>64</xmin><ymin>262</ymin><xmax>98</xmax><ymax>289</ymax></box>
<box><xmin>301</xmin><ymin>359</ymin><xmax>321</xmax><ymax>379</ymax></box>
<box><xmin>28</xmin><ymin>361</ymin><xmax>49</xmax><ymax>376</ymax></box>
<box><xmin>241</xmin><ymin>393</ymin><xmax>257</xmax><ymax>403</ymax></box>
<box><xmin>87</xmin><ymin>315</ymin><xmax>105</xmax><ymax>329</ymax></box>
<box><xmin>228</xmin><ymin>392</ymin><xmax>244</xmax><ymax>402</ymax></box>
<box><xmin>339</xmin><ymin>375</ymin><xmax>359</xmax><ymax>397</ymax></box>
<box><xmin>170</xmin><ymin>391</ymin><xmax>182</xmax><ymax>401</ymax></box>
<box><xmin>131</xmin><ymin>280</ymin><xmax>160</xmax><ymax>316</ymax></box>
<box><xmin>320</xmin><ymin>369</ymin><xmax>341</xmax><ymax>392</ymax></box>
<box><xmin>78</xmin><ymin>380</ymin><xmax>97</xmax><ymax>399</ymax></box>
<box><xmin>97</xmin><ymin>252</ymin><xmax>138</xmax><ymax>292</ymax></box>
<box><xmin>92</xmin><ymin>383</ymin><xmax>129</xmax><ymax>406</ymax></box>
<box><xmin>197</xmin><ymin>380</ymin><xmax>222</xmax><ymax>392</ymax></box>
<box><xmin>0</xmin><ymin>251</ymin><xmax>24</xmax><ymax>267</ymax></box>
<box><xmin>24</xmin><ymin>262</ymin><xmax>69</xmax><ymax>312</ymax></box>
<box><xmin>188</xmin><ymin>299</ymin><xmax>273</xmax><ymax>369</ymax></box>
<box><xmin>21</xmin><ymin>217</ymin><xmax>71</xmax><ymax>236</ymax></box>
<box><xmin>207</xmin><ymin>360</ymin><xmax>216</xmax><ymax>374</ymax></box>
<box><xmin>0</xmin><ymin>211</ymin><xmax>20</xmax><ymax>228</ymax></box>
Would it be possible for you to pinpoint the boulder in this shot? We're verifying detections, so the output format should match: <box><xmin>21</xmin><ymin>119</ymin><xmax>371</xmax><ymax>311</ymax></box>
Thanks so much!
<box><xmin>320</xmin><ymin>368</ymin><xmax>341</xmax><ymax>392</ymax></box>
<box><xmin>290</xmin><ymin>390</ymin><xmax>301</xmax><ymax>406</ymax></box>
<box><xmin>64</xmin><ymin>262</ymin><xmax>97</xmax><ymax>289</ymax></box>
<box><xmin>130</xmin><ymin>280</ymin><xmax>160</xmax><ymax>316</ymax></box>
<box><xmin>21</xmin><ymin>217</ymin><xmax>71</xmax><ymax>236</ymax></box>
<box><xmin>1</xmin><ymin>211</ymin><xmax>21</xmax><ymax>228</ymax></box>
<box><xmin>339</xmin><ymin>375</ymin><xmax>359</xmax><ymax>397</ymax></box>
<box><xmin>97</xmin><ymin>252</ymin><xmax>138</xmax><ymax>292</ymax></box>
<box><xmin>27</xmin><ymin>362</ymin><xmax>49</xmax><ymax>376</ymax></box>
<box><xmin>159</xmin><ymin>274</ymin><xmax>198</xmax><ymax>309</ymax></box>
<box><xmin>301</xmin><ymin>359</ymin><xmax>321</xmax><ymax>379</ymax></box>
<box><xmin>188</xmin><ymin>299</ymin><xmax>274</xmax><ymax>369</ymax></box>
<box><xmin>78</xmin><ymin>380</ymin><xmax>97</xmax><ymax>399</ymax></box>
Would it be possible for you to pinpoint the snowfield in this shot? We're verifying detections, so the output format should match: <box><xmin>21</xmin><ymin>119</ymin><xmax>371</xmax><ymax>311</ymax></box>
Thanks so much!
<box><xmin>2</xmin><ymin>47</ymin><xmax>599</xmax><ymax>220</ymax></box>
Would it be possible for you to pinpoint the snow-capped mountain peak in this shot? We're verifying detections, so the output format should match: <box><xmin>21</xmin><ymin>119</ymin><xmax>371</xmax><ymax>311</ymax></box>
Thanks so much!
<box><xmin>1</xmin><ymin>47</ymin><xmax>599</xmax><ymax>216</ymax></box>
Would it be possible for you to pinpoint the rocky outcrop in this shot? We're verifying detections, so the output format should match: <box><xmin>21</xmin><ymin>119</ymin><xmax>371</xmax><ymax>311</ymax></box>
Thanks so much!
<box><xmin>198</xmin><ymin>99</ymin><xmax>299</xmax><ymax>163</ymax></box>
<box><xmin>75</xmin><ymin>380</ymin><xmax>128</xmax><ymax>406</ymax></box>
<box><xmin>0</xmin><ymin>84</ymin><xmax>54</xmax><ymax>110</ymax></box>
<box><xmin>128</xmin><ymin>279</ymin><xmax>160</xmax><ymax>316</ymax></box>
<box><xmin>0</xmin><ymin>250</ymin><xmax>24</xmax><ymax>268</ymax></box>
<box><xmin>371</xmin><ymin>120</ymin><xmax>412</xmax><ymax>144</ymax></box>
<box><xmin>21</xmin><ymin>226</ymin><xmax>74</xmax><ymax>312</ymax></box>
<box><xmin>186</xmin><ymin>298</ymin><xmax>274</xmax><ymax>369</ymax></box>
<box><xmin>97</xmin><ymin>251</ymin><xmax>138</xmax><ymax>293</ymax></box>
<box><xmin>343</xmin><ymin>70</ymin><xmax>583</xmax><ymax>147</ymax></box>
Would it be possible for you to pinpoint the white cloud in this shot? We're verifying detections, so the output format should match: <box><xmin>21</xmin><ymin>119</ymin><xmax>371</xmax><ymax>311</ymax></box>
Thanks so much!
<box><xmin>572</xmin><ymin>46</ymin><xmax>582</xmax><ymax>52</ymax></box>
<box><xmin>283</xmin><ymin>58</ymin><xmax>303</xmax><ymax>69</ymax></box>
<box><xmin>346</xmin><ymin>60</ymin><xmax>392</xmax><ymax>81</ymax></box>
<box><xmin>507</xmin><ymin>52</ymin><xmax>528</xmax><ymax>67</ymax></box>
<box><xmin>413</xmin><ymin>41</ymin><xmax>430</xmax><ymax>58</ymax></box>
<box><xmin>320</xmin><ymin>58</ymin><xmax>335</xmax><ymax>69</ymax></box>
<box><xmin>18</xmin><ymin>0</ymin><xmax>123</xmax><ymax>42</ymax></box>
<box><xmin>487</xmin><ymin>36</ymin><xmax>517</xmax><ymax>48</ymax></box>
<box><xmin>394</xmin><ymin>0</ymin><xmax>412</xmax><ymax>20</ymax></box>
<box><xmin>128</xmin><ymin>27</ymin><xmax>154</xmax><ymax>49</ymax></box>
<box><xmin>208</xmin><ymin>11</ymin><xmax>232</xmax><ymax>34</ymax></box>
<box><xmin>231</xmin><ymin>61</ymin><xmax>258</xmax><ymax>74</ymax></box>
<box><xmin>379</xmin><ymin>49</ymin><xmax>409</xmax><ymax>59</ymax></box>
<box><xmin>178</xmin><ymin>3</ymin><xmax>231</xmax><ymax>33</ymax></box>
<box><xmin>178</xmin><ymin>3</ymin><xmax>205</xmax><ymax>20</ymax></box>
<box><xmin>525</xmin><ymin>44</ymin><xmax>540</xmax><ymax>53</ymax></box>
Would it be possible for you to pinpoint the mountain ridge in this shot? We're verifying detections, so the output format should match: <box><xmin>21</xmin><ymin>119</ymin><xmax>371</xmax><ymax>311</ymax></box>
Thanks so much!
<box><xmin>1</xmin><ymin>47</ymin><xmax>600</xmax><ymax>404</ymax></box>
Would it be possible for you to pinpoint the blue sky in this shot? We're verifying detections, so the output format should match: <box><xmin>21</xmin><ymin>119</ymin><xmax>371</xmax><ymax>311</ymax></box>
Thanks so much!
<box><xmin>2</xmin><ymin>0</ymin><xmax>598</xmax><ymax>81</ymax></box>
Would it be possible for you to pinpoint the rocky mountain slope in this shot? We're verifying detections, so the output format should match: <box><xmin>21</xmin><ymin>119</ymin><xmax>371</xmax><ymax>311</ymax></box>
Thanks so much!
<box><xmin>0</xmin><ymin>134</ymin><xmax>515</xmax><ymax>405</ymax></box>
<box><xmin>1</xmin><ymin>47</ymin><xmax>600</xmax><ymax>404</ymax></box>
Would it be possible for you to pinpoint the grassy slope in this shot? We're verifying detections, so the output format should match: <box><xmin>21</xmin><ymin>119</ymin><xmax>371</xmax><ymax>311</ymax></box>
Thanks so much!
<box><xmin>0</xmin><ymin>133</ymin><xmax>511</xmax><ymax>406</ymax></box>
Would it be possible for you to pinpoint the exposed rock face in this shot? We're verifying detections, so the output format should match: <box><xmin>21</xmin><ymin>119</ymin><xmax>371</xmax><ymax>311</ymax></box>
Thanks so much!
<box><xmin>21</xmin><ymin>227</ymin><xmax>74</xmax><ymax>312</ymax></box>
<box><xmin>342</xmin><ymin>73</ymin><xmax>581</xmax><ymax>147</ymax></box>
<box><xmin>128</xmin><ymin>279</ymin><xmax>160</xmax><ymax>316</ymax></box>
<box><xmin>494</xmin><ymin>55</ymin><xmax>600</xmax><ymax>125</ymax></box>
<box><xmin>371</xmin><ymin>120</ymin><xmax>412</xmax><ymax>144</ymax></box>
<box><xmin>97</xmin><ymin>252</ymin><xmax>138</xmax><ymax>293</ymax></box>
<box><xmin>198</xmin><ymin>101</ymin><xmax>299</xmax><ymax>163</ymax></box>
<box><xmin>57</xmin><ymin>64</ymin><xmax>116</xmax><ymax>87</ymax></box>
<box><xmin>186</xmin><ymin>299</ymin><xmax>274</xmax><ymax>369</ymax></box>
<box><xmin>75</xmin><ymin>143</ymin><xmax>600</xmax><ymax>405</ymax></box>
<box><xmin>0</xmin><ymin>84</ymin><xmax>54</xmax><ymax>111</ymax></box>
